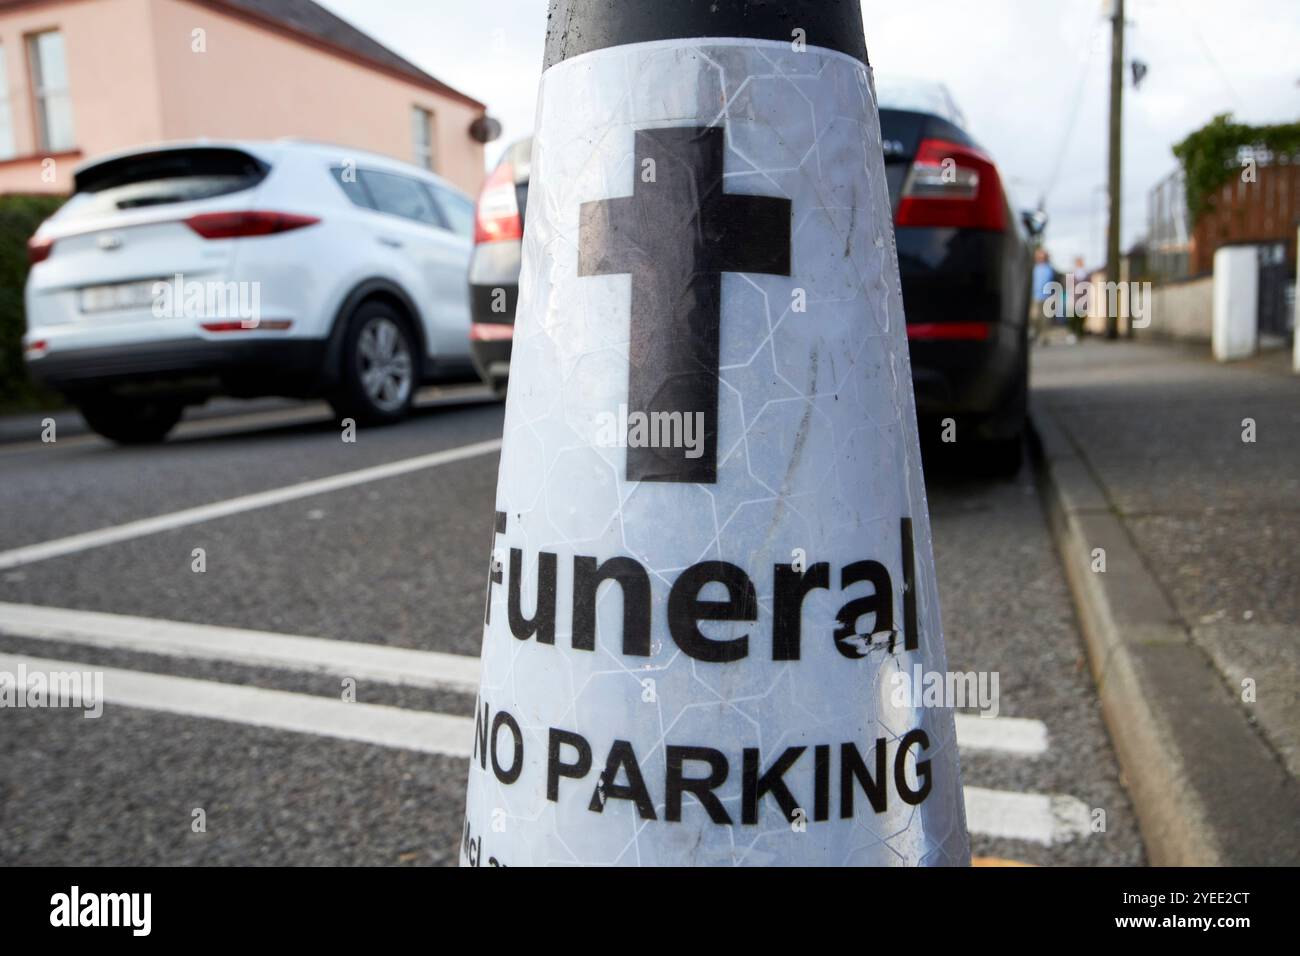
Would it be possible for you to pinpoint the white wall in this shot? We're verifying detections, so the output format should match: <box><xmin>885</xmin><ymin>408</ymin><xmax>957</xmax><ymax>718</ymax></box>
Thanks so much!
<box><xmin>1134</xmin><ymin>276</ymin><xmax>1214</xmax><ymax>345</ymax></box>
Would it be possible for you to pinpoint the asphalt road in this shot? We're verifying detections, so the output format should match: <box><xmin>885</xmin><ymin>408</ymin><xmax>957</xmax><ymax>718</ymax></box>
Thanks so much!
<box><xmin>0</xmin><ymin>383</ymin><xmax>1144</xmax><ymax>866</ymax></box>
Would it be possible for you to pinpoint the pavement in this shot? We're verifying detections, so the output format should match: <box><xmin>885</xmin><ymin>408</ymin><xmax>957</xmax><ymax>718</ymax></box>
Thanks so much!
<box><xmin>0</xmin><ymin>378</ymin><xmax>1148</xmax><ymax>865</ymax></box>
<box><xmin>1032</xmin><ymin>338</ymin><xmax>1300</xmax><ymax>865</ymax></box>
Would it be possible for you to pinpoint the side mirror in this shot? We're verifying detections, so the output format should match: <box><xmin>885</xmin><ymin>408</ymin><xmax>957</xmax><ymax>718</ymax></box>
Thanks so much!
<box><xmin>1022</xmin><ymin>209</ymin><xmax>1048</xmax><ymax>237</ymax></box>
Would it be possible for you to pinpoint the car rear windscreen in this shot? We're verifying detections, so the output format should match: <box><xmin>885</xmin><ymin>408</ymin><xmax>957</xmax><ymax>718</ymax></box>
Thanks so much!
<box><xmin>61</xmin><ymin>148</ymin><xmax>269</xmax><ymax>220</ymax></box>
<box><xmin>503</xmin><ymin>137</ymin><xmax>533</xmax><ymax>229</ymax></box>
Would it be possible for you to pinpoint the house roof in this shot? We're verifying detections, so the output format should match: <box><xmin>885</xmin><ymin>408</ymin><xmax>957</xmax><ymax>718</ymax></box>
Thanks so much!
<box><xmin>202</xmin><ymin>0</ymin><xmax>485</xmax><ymax>109</ymax></box>
<box><xmin>0</xmin><ymin>0</ymin><xmax>486</xmax><ymax>110</ymax></box>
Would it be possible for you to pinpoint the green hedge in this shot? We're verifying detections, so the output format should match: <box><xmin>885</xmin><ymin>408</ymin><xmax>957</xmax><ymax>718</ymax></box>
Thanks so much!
<box><xmin>0</xmin><ymin>194</ymin><xmax>65</xmax><ymax>410</ymax></box>
<box><xmin>1173</xmin><ymin>114</ymin><xmax>1300</xmax><ymax>220</ymax></box>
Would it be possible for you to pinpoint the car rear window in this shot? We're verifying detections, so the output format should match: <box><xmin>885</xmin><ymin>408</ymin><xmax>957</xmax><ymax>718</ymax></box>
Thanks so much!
<box><xmin>502</xmin><ymin>137</ymin><xmax>533</xmax><ymax>227</ymax></box>
<box><xmin>330</xmin><ymin>165</ymin><xmax>376</xmax><ymax>209</ymax></box>
<box><xmin>875</xmin><ymin>77</ymin><xmax>967</xmax><ymax>128</ymax></box>
<box><xmin>505</xmin><ymin>138</ymin><xmax>533</xmax><ymax>182</ymax></box>
<box><xmin>62</xmin><ymin>148</ymin><xmax>268</xmax><ymax>220</ymax></box>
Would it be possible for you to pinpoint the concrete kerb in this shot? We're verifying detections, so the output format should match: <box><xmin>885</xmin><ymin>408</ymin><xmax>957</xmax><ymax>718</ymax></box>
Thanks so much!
<box><xmin>1029</xmin><ymin>403</ymin><xmax>1300</xmax><ymax>866</ymax></box>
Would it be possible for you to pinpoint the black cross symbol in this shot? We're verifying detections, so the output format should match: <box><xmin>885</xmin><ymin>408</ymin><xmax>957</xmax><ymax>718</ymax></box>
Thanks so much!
<box><xmin>579</xmin><ymin>126</ymin><xmax>792</xmax><ymax>483</ymax></box>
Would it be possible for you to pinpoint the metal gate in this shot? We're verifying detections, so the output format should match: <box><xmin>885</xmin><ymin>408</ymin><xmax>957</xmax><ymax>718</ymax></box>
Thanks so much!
<box><xmin>1257</xmin><ymin>242</ymin><xmax>1294</xmax><ymax>344</ymax></box>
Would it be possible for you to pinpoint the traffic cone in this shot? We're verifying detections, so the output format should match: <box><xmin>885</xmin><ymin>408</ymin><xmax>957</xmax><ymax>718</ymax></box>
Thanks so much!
<box><xmin>461</xmin><ymin>0</ymin><xmax>969</xmax><ymax>866</ymax></box>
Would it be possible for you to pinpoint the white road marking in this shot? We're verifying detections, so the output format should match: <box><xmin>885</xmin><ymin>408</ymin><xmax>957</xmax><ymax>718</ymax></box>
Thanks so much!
<box><xmin>0</xmin><ymin>641</ymin><xmax>1088</xmax><ymax>846</ymax></box>
<box><xmin>0</xmin><ymin>603</ymin><xmax>1077</xmax><ymax>848</ymax></box>
<box><xmin>954</xmin><ymin>713</ymin><xmax>1048</xmax><ymax>756</ymax></box>
<box><xmin>0</xmin><ymin>602</ymin><xmax>480</xmax><ymax>693</ymax></box>
<box><xmin>0</xmin><ymin>437</ymin><xmax>502</xmax><ymax>571</ymax></box>
<box><xmin>0</xmin><ymin>652</ymin><xmax>474</xmax><ymax>759</ymax></box>
<box><xmin>0</xmin><ymin>604</ymin><xmax>1052</xmax><ymax>761</ymax></box>
<box><xmin>0</xmin><ymin>606</ymin><xmax>1046</xmax><ymax>755</ymax></box>
<box><xmin>962</xmin><ymin>786</ymin><xmax>1093</xmax><ymax>846</ymax></box>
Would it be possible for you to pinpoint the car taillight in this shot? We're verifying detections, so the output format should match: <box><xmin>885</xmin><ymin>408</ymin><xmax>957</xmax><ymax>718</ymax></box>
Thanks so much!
<box><xmin>27</xmin><ymin>236</ymin><xmax>54</xmax><ymax>265</ymax></box>
<box><xmin>907</xmin><ymin>322</ymin><xmax>992</xmax><ymax>341</ymax></box>
<box><xmin>474</xmin><ymin>161</ymin><xmax>522</xmax><ymax>244</ymax></box>
<box><xmin>470</xmin><ymin>322</ymin><xmax>515</xmax><ymax>341</ymax></box>
<box><xmin>185</xmin><ymin>211</ymin><xmax>321</xmax><ymax>239</ymax></box>
<box><xmin>895</xmin><ymin>138</ymin><xmax>1006</xmax><ymax>231</ymax></box>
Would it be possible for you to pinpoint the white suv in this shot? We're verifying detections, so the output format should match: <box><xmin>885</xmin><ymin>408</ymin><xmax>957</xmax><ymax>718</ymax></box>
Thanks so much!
<box><xmin>24</xmin><ymin>139</ymin><xmax>478</xmax><ymax>443</ymax></box>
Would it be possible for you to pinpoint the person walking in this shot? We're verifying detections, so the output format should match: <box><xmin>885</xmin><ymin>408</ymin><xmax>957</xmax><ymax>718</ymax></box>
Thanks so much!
<box><xmin>1030</xmin><ymin>248</ymin><xmax>1055</xmax><ymax>341</ymax></box>
<box><xmin>1070</xmin><ymin>256</ymin><xmax>1090</xmax><ymax>337</ymax></box>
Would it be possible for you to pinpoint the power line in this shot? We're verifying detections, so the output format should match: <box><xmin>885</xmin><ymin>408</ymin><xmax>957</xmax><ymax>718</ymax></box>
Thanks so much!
<box><xmin>1042</xmin><ymin>21</ymin><xmax>1102</xmax><ymax>204</ymax></box>
<box><xmin>1182</xmin><ymin>4</ymin><xmax>1243</xmax><ymax>109</ymax></box>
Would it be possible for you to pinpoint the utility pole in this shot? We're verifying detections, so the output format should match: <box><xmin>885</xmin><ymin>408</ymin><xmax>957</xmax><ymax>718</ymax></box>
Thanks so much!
<box><xmin>1105</xmin><ymin>0</ymin><xmax>1124</xmax><ymax>339</ymax></box>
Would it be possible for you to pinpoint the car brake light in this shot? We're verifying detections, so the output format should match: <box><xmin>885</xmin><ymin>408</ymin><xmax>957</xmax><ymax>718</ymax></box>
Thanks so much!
<box><xmin>907</xmin><ymin>322</ymin><xmax>992</xmax><ymax>341</ymax></box>
<box><xmin>895</xmin><ymin>138</ymin><xmax>1006</xmax><ymax>231</ymax></box>
<box><xmin>27</xmin><ymin>236</ymin><xmax>54</xmax><ymax>265</ymax></box>
<box><xmin>185</xmin><ymin>211</ymin><xmax>320</xmax><ymax>239</ymax></box>
<box><xmin>471</xmin><ymin>322</ymin><xmax>515</xmax><ymax>341</ymax></box>
<box><xmin>474</xmin><ymin>161</ymin><xmax>522</xmax><ymax>244</ymax></box>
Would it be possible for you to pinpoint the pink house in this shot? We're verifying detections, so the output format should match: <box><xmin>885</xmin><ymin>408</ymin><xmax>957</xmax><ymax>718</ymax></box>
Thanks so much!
<box><xmin>0</xmin><ymin>0</ymin><xmax>489</xmax><ymax>196</ymax></box>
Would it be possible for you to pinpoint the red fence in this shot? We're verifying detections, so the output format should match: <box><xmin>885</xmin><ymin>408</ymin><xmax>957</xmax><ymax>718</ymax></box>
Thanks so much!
<box><xmin>1191</xmin><ymin>160</ymin><xmax>1300</xmax><ymax>276</ymax></box>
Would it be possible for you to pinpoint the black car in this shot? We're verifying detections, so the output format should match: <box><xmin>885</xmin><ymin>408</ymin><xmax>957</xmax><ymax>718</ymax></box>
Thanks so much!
<box><xmin>468</xmin><ymin>79</ymin><xmax>1035</xmax><ymax>471</ymax></box>
<box><xmin>877</xmin><ymin>77</ymin><xmax>1036</xmax><ymax>472</ymax></box>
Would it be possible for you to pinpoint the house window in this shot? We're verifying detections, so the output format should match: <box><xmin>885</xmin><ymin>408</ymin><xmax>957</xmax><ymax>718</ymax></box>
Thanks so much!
<box><xmin>28</xmin><ymin>30</ymin><xmax>75</xmax><ymax>153</ymax></box>
<box><xmin>0</xmin><ymin>46</ymin><xmax>16</xmax><ymax>160</ymax></box>
<box><xmin>412</xmin><ymin>106</ymin><xmax>435</xmax><ymax>171</ymax></box>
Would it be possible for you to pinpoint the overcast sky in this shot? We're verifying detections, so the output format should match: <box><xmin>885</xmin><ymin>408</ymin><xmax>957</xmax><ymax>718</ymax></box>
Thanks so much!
<box><xmin>317</xmin><ymin>0</ymin><xmax>1299</xmax><ymax>267</ymax></box>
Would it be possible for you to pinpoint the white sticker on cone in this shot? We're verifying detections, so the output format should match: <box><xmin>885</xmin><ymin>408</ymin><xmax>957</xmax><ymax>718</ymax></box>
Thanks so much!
<box><xmin>462</xmin><ymin>38</ymin><xmax>969</xmax><ymax>866</ymax></box>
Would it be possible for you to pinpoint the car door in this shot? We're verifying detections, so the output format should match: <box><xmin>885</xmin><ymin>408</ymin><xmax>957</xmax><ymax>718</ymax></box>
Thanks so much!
<box><xmin>358</xmin><ymin>168</ymin><xmax>471</xmax><ymax>360</ymax></box>
<box><xmin>423</xmin><ymin>181</ymin><xmax>476</xmax><ymax>357</ymax></box>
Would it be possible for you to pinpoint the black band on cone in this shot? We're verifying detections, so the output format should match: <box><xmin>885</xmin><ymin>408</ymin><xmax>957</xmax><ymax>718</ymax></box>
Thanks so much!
<box><xmin>544</xmin><ymin>0</ymin><xmax>868</xmax><ymax>68</ymax></box>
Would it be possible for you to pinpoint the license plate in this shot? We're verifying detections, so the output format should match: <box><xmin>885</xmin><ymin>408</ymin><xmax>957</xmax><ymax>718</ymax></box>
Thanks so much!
<box><xmin>79</xmin><ymin>280</ymin><xmax>161</xmax><ymax>314</ymax></box>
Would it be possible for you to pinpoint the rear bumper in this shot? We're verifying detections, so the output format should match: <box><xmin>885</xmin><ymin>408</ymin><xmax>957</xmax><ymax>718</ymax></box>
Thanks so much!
<box><xmin>469</xmin><ymin>329</ymin><xmax>512</xmax><ymax>386</ymax></box>
<box><xmin>468</xmin><ymin>240</ymin><xmax>521</xmax><ymax>322</ymax></box>
<box><xmin>468</xmin><ymin>239</ymin><xmax>521</xmax><ymax>387</ymax></box>
<box><xmin>896</xmin><ymin>223</ymin><xmax>1029</xmax><ymax>427</ymax></box>
<box><xmin>463</xmin><ymin>327</ymin><xmax>1020</xmax><ymax>419</ymax></box>
<box><xmin>27</xmin><ymin>337</ymin><xmax>328</xmax><ymax>399</ymax></box>
<box><xmin>908</xmin><ymin>333</ymin><xmax>1021</xmax><ymax>418</ymax></box>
